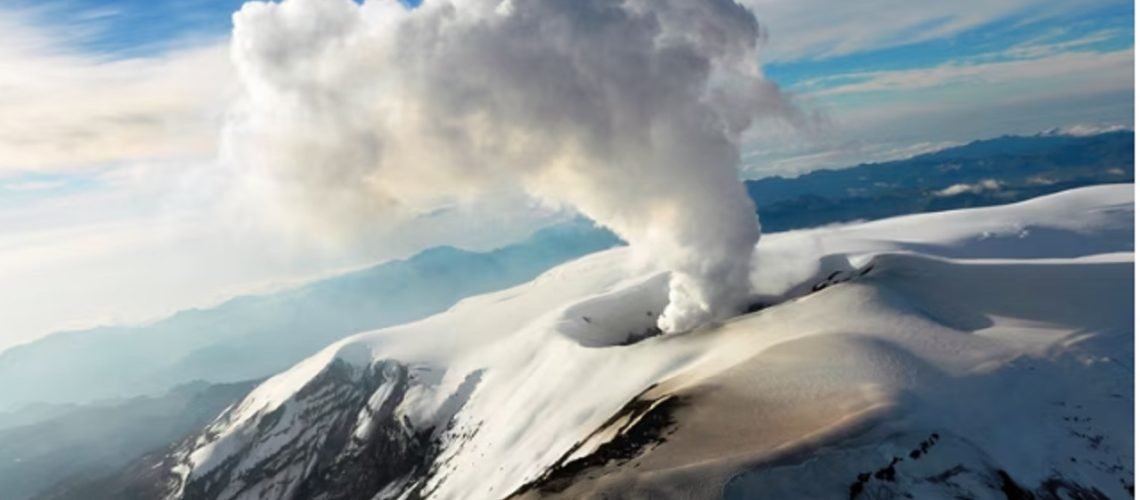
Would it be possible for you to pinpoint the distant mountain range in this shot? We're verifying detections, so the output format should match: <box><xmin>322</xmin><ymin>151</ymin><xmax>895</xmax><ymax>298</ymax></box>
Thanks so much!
<box><xmin>52</xmin><ymin>185</ymin><xmax>1138</xmax><ymax>500</ymax></box>
<box><xmin>748</xmin><ymin>130</ymin><xmax>1133</xmax><ymax>231</ymax></box>
<box><xmin>0</xmin><ymin>223</ymin><xmax>620</xmax><ymax>412</ymax></box>
<box><xmin>1</xmin><ymin>380</ymin><xmax>257</xmax><ymax>500</ymax></box>
<box><xmin>1</xmin><ymin>130</ymin><xmax>1132</xmax><ymax>414</ymax></box>
<box><xmin>0</xmin><ymin>130</ymin><xmax>1132</xmax><ymax>413</ymax></box>
<box><xmin>0</xmin><ymin>130</ymin><xmax>1132</xmax><ymax>500</ymax></box>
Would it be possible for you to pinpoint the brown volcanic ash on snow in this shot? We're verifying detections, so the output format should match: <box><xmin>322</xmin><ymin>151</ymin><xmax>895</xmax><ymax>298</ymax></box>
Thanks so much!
<box><xmin>224</xmin><ymin>0</ymin><xmax>799</xmax><ymax>332</ymax></box>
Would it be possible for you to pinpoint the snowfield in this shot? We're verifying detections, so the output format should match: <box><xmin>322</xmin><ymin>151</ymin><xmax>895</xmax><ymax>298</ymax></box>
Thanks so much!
<box><xmin>167</xmin><ymin>185</ymin><xmax>1134</xmax><ymax>499</ymax></box>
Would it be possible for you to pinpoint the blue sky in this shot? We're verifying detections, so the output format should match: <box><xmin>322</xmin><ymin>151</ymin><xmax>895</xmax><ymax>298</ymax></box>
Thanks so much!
<box><xmin>0</xmin><ymin>0</ymin><xmax>1132</xmax><ymax>350</ymax></box>
<box><xmin>11</xmin><ymin>0</ymin><xmax>246</xmax><ymax>55</ymax></box>
<box><xmin>2</xmin><ymin>0</ymin><xmax>1133</xmax><ymax>175</ymax></box>
<box><xmin>765</xmin><ymin>3</ymin><xmax>1133</xmax><ymax>90</ymax></box>
<box><xmin>14</xmin><ymin>0</ymin><xmax>1133</xmax><ymax>90</ymax></box>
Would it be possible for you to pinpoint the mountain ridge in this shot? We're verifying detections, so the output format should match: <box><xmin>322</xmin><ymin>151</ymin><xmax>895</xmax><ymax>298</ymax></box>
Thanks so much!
<box><xmin>0</xmin><ymin>130</ymin><xmax>1132</xmax><ymax>414</ymax></box>
<box><xmin>124</xmin><ymin>185</ymin><xmax>1135</xmax><ymax>500</ymax></box>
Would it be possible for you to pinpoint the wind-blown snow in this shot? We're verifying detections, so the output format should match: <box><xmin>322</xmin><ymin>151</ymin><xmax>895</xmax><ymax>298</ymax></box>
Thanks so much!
<box><xmin>177</xmin><ymin>185</ymin><xmax>1134</xmax><ymax>499</ymax></box>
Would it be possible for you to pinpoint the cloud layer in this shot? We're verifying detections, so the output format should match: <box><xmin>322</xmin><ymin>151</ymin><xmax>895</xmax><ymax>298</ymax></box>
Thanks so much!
<box><xmin>0</xmin><ymin>6</ymin><xmax>233</xmax><ymax>171</ymax></box>
<box><xmin>742</xmin><ymin>0</ymin><xmax>1123</xmax><ymax>62</ymax></box>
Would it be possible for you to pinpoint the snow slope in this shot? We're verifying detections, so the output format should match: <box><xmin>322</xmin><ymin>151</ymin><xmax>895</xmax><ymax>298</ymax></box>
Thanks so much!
<box><xmin>164</xmin><ymin>185</ymin><xmax>1134</xmax><ymax>499</ymax></box>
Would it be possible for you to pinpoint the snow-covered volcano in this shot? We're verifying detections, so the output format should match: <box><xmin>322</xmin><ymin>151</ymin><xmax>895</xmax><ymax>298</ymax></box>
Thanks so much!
<box><xmin>157</xmin><ymin>185</ymin><xmax>1133</xmax><ymax>499</ymax></box>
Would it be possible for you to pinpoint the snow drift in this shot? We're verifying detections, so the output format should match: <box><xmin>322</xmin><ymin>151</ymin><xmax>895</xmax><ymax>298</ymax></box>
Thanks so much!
<box><xmin>161</xmin><ymin>185</ymin><xmax>1134</xmax><ymax>499</ymax></box>
<box><xmin>224</xmin><ymin>0</ymin><xmax>800</xmax><ymax>333</ymax></box>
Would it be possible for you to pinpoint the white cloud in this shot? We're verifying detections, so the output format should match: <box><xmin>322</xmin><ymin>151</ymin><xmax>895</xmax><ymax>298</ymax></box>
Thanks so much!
<box><xmin>1040</xmin><ymin>122</ymin><xmax>1131</xmax><ymax>136</ymax></box>
<box><xmin>0</xmin><ymin>2</ymin><xmax>578</xmax><ymax>349</ymax></box>
<box><xmin>741</xmin><ymin>137</ymin><xmax>957</xmax><ymax>178</ymax></box>
<box><xmin>219</xmin><ymin>0</ymin><xmax>807</xmax><ymax>333</ymax></box>
<box><xmin>991</xmin><ymin>28</ymin><xmax>1125</xmax><ymax>61</ymax></box>
<box><xmin>743</xmin><ymin>0</ymin><xmax>1121</xmax><ymax>62</ymax></box>
<box><xmin>802</xmin><ymin>48</ymin><xmax>1133</xmax><ymax>97</ymax></box>
<box><xmin>0</xmin><ymin>156</ymin><xmax>563</xmax><ymax>352</ymax></box>
<box><xmin>934</xmin><ymin>179</ymin><xmax>1003</xmax><ymax>197</ymax></box>
<box><xmin>736</xmin><ymin>45</ymin><xmax>1133</xmax><ymax>178</ymax></box>
<box><xmin>0</xmin><ymin>6</ymin><xmax>233</xmax><ymax>171</ymax></box>
<box><xmin>1</xmin><ymin>178</ymin><xmax>70</xmax><ymax>191</ymax></box>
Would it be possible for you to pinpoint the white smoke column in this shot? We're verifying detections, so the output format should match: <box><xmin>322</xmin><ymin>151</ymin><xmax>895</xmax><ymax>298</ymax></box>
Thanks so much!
<box><xmin>225</xmin><ymin>0</ymin><xmax>799</xmax><ymax>333</ymax></box>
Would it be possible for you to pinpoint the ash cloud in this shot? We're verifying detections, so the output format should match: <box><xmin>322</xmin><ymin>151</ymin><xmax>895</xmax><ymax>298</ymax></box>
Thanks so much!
<box><xmin>224</xmin><ymin>0</ymin><xmax>800</xmax><ymax>333</ymax></box>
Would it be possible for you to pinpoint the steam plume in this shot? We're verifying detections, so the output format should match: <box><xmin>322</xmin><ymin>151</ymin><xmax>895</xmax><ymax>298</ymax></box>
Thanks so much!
<box><xmin>225</xmin><ymin>0</ymin><xmax>798</xmax><ymax>333</ymax></box>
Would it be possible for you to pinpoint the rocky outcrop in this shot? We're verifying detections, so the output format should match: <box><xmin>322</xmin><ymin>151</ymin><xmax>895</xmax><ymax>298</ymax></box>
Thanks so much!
<box><xmin>170</xmin><ymin>359</ymin><xmax>436</xmax><ymax>500</ymax></box>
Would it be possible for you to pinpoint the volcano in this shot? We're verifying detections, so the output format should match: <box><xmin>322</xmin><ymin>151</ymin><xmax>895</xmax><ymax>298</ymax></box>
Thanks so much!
<box><xmin>123</xmin><ymin>185</ymin><xmax>1132</xmax><ymax>500</ymax></box>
